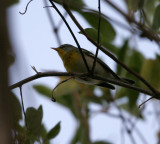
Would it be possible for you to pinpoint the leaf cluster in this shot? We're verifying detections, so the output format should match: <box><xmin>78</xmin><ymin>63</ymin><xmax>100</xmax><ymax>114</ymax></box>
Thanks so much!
<box><xmin>8</xmin><ymin>0</ymin><xmax>160</xmax><ymax>143</ymax></box>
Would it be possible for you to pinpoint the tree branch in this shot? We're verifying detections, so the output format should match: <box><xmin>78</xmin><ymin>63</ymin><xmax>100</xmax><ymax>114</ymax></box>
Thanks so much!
<box><xmin>104</xmin><ymin>0</ymin><xmax>160</xmax><ymax>45</ymax></box>
<box><xmin>91</xmin><ymin>0</ymin><xmax>101</xmax><ymax>74</ymax></box>
<box><xmin>48</xmin><ymin>0</ymin><xmax>90</xmax><ymax>72</ymax></box>
<box><xmin>19</xmin><ymin>86</ymin><xmax>28</xmax><ymax>129</ymax></box>
<box><xmin>43</xmin><ymin>0</ymin><xmax>62</xmax><ymax>45</ymax></box>
<box><xmin>62</xmin><ymin>4</ymin><xmax>160</xmax><ymax>98</ymax></box>
<box><xmin>9</xmin><ymin>71</ymin><xmax>160</xmax><ymax>100</ymax></box>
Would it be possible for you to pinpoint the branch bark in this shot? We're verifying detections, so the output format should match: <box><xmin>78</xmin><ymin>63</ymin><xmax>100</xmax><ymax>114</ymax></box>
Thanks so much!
<box><xmin>9</xmin><ymin>71</ymin><xmax>160</xmax><ymax>99</ymax></box>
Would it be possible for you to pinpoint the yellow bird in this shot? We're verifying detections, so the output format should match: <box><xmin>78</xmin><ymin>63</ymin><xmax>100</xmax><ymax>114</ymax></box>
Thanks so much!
<box><xmin>52</xmin><ymin>44</ymin><xmax>134</xmax><ymax>89</ymax></box>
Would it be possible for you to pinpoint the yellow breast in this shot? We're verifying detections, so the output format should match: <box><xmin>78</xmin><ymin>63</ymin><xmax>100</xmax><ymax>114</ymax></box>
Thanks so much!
<box><xmin>63</xmin><ymin>50</ymin><xmax>80</xmax><ymax>72</ymax></box>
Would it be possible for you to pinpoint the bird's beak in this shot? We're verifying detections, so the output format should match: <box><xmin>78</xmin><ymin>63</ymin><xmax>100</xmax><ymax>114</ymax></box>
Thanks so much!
<box><xmin>51</xmin><ymin>47</ymin><xmax>57</xmax><ymax>50</ymax></box>
<box><xmin>51</xmin><ymin>47</ymin><xmax>59</xmax><ymax>51</ymax></box>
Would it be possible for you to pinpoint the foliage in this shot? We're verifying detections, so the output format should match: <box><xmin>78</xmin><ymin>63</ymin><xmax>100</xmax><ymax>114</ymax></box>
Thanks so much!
<box><xmin>9</xmin><ymin>0</ymin><xmax>160</xmax><ymax>143</ymax></box>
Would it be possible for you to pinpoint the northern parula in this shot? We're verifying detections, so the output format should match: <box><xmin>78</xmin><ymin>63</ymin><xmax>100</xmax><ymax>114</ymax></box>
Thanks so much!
<box><xmin>52</xmin><ymin>44</ymin><xmax>134</xmax><ymax>89</ymax></box>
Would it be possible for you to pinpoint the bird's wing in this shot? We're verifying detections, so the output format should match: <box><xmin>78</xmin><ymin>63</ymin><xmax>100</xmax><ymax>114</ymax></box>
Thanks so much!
<box><xmin>96</xmin><ymin>82</ymin><xmax>115</xmax><ymax>89</ymax></box>
<box><xmin>80</xmin><ymin>48</ymin><xmax>120</xmax><ymax>80</ymax></box>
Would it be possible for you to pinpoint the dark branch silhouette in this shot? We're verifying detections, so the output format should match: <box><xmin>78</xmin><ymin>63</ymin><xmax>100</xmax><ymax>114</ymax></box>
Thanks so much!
<box><xmin>62</xmin><ymin>4</ymin><xmax>160</xmax><ymax>98</ymax></box>
<box><xmin>9</xmin><ymin>71</ymin><xmax>159</xmax><ymax>100</ymax></box>
<box><xmin>19</xmin><ymin>0</ymin><xmax>33</xmax><ymax>15</ymax></box>
<box><xmin>48</xmin><ymin>0</ymin><xmax>90</xmax><ymax>72</ymax></box>
<box><xmin>91</xmin><ymin>0</ymin><xmax>101</xmax><ymax>74</ymax></box>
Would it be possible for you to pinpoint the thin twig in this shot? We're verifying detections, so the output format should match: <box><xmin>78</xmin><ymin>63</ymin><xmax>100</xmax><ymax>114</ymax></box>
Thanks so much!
<box><xmin>104</xmin><ymin>0</ymin><xmax>160</xmax><ymax>45</ymax></box>
<box><xmin>83</xmin><ymin>8</ymin><xmax>132</xmax><ymax>32</ymax></box>
<box><xmin>19</xmin><ymin>86</ymin><xmax>28</xmax><ymax>129</ymax></box>
<box><xmin>48</xmin><ymin>0</ymin><xmax>90</xmax><ymax>72</ymax></box>
<box><xmin>62</xmin><ymin>4</ymin><xmax>160</xmax><ymax>98</ymax></box>
<box><xmin>19</xmin><ymin>0</ymin><xmax>33</xmax><ymax>15</ymax></box>
<box><xmin>141</xmin><ymin>9</ymin><xmax>151</xmax><ymax>27</ymax></box>
<box><xmin>96</xmin><ymin>106</ymin><xmax>148</xmax><ymax>144</ymax></box>
<box><xmin>139</xmin><ymin>97</ymin><xmax>153</xmax><ymax>109</ymax></box>
<box><xmin>56</xmin><ymin>11</ymin><xmax>68</xmax><ymax>29</ymax></box>
<box><xmin>113</xmin><ymin>103</ymin><xmax>136</xmax><ymax>144</ymax></box>
<box><xmin>91</xmin><ymin>0</ymin><xmax>101</xmax><ymax>74</ymax></box>
<box><xmin>51</xmin><ymin>76</ymin><xmax>73</xmax><ymax>102</ymax></box>
<box><xmin>74</xmin><ymin>91</ymin><xmax>91</xmax><ymax>143</ymax></box>
<box><xmin>31</xmin><ymin>66</ymin><xmax>39</xmax><ymax>74</ymax></box>
<box><xmin>43</xmin><ymin>0</ymin><xmax>61</xmax><ymax>45</ymax></box>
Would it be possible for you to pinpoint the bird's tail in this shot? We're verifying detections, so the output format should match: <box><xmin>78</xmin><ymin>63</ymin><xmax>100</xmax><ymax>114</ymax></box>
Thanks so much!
<box><xmin>120</xmin><ymin>78</ymin><xmax>135</xmax><ymax>85</ymax></box>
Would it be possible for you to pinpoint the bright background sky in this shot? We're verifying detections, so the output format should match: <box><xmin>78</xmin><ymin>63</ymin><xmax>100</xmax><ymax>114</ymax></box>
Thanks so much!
<box><xmin>8</xmin><ymin>0</ymin><xmax>160</xmax><ymax>143</ymax></box>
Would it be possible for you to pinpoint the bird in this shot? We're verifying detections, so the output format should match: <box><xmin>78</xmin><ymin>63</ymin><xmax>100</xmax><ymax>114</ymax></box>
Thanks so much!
<box><xmin>52</xmin><ymin>44</ymin><xmax>134</xmax><ymax>89</ymax></box>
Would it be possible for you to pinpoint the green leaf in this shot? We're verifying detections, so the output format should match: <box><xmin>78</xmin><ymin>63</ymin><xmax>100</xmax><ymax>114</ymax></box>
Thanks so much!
<box><xmin>80</xmin><ymin>11</ymin><xmax>116</xmax><ymax>42</ymax></box>
<box><xmin>116</xmin><ymin>50</ymin><xmax>145</xmax><ymax>110</ymax></box>
<box><xmin>117</xmin><ymin>40</ymin><xmax>129</xmax><ymax>75</ymax></box>
<box><xmin>33</xmin><ymin>84</ymin><xmax>52</xmax><ymax>99</ymax></box>
<box><xmin>152</xmin><ymin>4</ymin><xmax>160</xmax><ymax>30</ymax></box>
<box><xmin>127</xmin><ymin>50</ymin><xmax>145</xmax><ymax>74</ymax></box>
<box><xmin>138</xmin><ymin>0</ymin><xmax>145</xmax><ymax>9</ymax></box>
<box><xmin>126</xmin><ymin>0</ymin><xmax>140</xmax><ymax>12</ymax></box>
<box><xmin>9</xmin><ymin>92</ymin><xmax>22</xmax><ymax>128</ymax></box>
<box><xmin>93</xmin><ymin>141</ymin><xmax>112</xmax><ymax>144</ymax></box>
<box><xmin>7</xmin><ymin>0</ymin><xmax>19</xmax><ymax>7</ymax></box>
<box><xmin>58</xmin><ymin>93</ymin><xmax>80</xmax><ymax>118</ymax></box>
<box><xmin>52</xmin><ymin>0</ymin><xmax>85</xmax><ymax>11</ymax></box>
<box><xmin>83</xmin><ymin>95</ymin><xmax>102</xmax><ymax>104</ymax></box>
<box><xmin>33</xmin><ymin>80</ymin><xmax>81</xmax><ymax>118</ymax></box>
<box><xmin>26</xmin><ymin>105</ymin><xmax>43</xmax><ymax>137</ymax></box>
<box><xmin>116</xmin><ymin>88</ymin><xmax>139</xmax><ymax>110</ymax></box>
<box><xmin>79</xmin><ymin>28</ymin><xmax>118</xmax><ymax>54</ymax></box>
<box><xmin>116</xmin><ymin>49</ymin><xmax>145</xmax><ymax>83</ymax></box>
<box><xmin>79</xmin><ymin>28</ymin><xmax>103</xmax><ymax>44</ymax></box>
<box><xmin>156</xmin><ymin>54</ymin><xmax>160</xmax><ymax>62</ymax></box>
<box><xmin>70</xmin><ymin>126</ymin><xmax>81</xmax><ymax>144</ymax></box>
<box><xmin>119</xmin><ymin>102</ymin><xmax>143</xmax><ymax>118</ymax></box>
<box><xmin>140</xmin><ymin>58</ymin><xmax>160</xmax><ymax>90</ymax></box>
<box><xmin>79</xmin><ymin>122</ymin><xmax>90</xmax><ymax>144</ymax></box>
<box><xmin>144</xmin><ymin>0</ymin><xmax>157</xmax><ymax>21</ymax></box>
<box><xmin>45</xmin><ymin>121</ymin><xmax>61</xmax><ymax>141</ymax></box>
